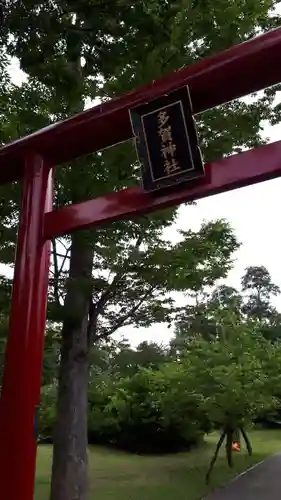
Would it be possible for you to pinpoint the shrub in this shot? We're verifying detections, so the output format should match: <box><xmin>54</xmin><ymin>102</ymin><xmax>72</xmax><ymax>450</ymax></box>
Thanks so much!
<box><xmin>88</xmin><ymin>367</ymin><xmax>206</xmax><ymax>453</ymax></box>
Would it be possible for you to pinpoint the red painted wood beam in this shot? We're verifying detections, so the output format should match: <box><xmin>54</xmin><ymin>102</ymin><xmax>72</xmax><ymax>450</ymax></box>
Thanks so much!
<box><xmin>44</xmin><ymin>139</ymin><xmax>281</xmax><ymax>240</ymax></box>
<box><xmin>1</xmin><ymin>27</ymin><xmax>281</xmax><ymax>184</ymax></box>
<box><xmin>0</xmin><ymin>156</ymin><xmax>53</xmax><ymax>500</ymax></box>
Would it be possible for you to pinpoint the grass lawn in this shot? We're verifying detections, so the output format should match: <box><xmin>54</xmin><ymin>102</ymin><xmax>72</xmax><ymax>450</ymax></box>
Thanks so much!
<box><xmin>35</xmin><ymin>429</ymin><xmax>281</xmax><ymax>500</ymax></box>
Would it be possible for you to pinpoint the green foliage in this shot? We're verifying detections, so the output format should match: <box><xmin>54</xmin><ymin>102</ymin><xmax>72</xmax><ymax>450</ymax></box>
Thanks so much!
<box><xmin>172</xmin><ymin>285</ymin><xmax>243</xmax><ymax>350</ymax></box>
<box><xmin>241</xmin><ymin>266</ymin><xmax>281</xmax><ymax>341</ymax></box>
<box><xmin>1</xmin><ymin>0</ymin><xmax>279</xmax><ymax>345</ymax></box>
<box><xmin>39</xmin><ymin>367</ymin><xmax>206</xmax><ymax>453</ymax></box>
<box><xmin>40</xmin><ymin>344</ymin><xmax>206</xmax><ymax>452</ymax></box>
<box><xmin>2</xmin><ymin>0</ymin><xmax>281</xmax><ymax>496</ymax></box>
<box><xmin>0</xmin><ymin>0</ymin><xmax>278</xmax><ymax>366</ymax></box>
<box><xmin>171</xmin><ymin>264</ymin><xmax>281</xmax><ymax>437</ymax></box>
<box><xmin>181</xmin><ymin>325</ymin><xmax>280</xmax><ymax>429</ymax></box>
<box><xmin>88</xmin><ymin>366</ymin><xmax>206</xmax><ymax>453</ymax></box>
<box><xmin>173</xmin><ymin>266</ymin><xmax>281</xmax><ymax>347</ymax></box>
<box><xmin>107</xmin><ymin>340</ymin><xmax>169</xmax><ymax>377</ymax></box>
<box><xmin>39</xmin><ymin>384</ymin><xmax>57</xmax><ymax>443</ymax></box>
<box><xmin>242</xmin><ymin>265</ymin><xmax>281</xmax><ymax>321</ymax></box>
<box><xmin>39</xmin><ymin>322</ymin><xmax>281</xmax><ymax>459</ymax></box>
<box><xmin>174</xmin><ymin>318</ymin><xmax>281</xmax><ymax>481</ymax></box>
<box><xmin>42</xmin><ymin>328</ymin><xmax>61</xmax><ymax>386</ymax></box>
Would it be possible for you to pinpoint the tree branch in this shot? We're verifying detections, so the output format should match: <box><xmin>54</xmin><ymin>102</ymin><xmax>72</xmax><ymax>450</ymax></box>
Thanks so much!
<box><xmin>94</xmin><ymin>230</ymin><xmax>145</xmax><ymax>316</ymax></box>
<box><xmin>51</xmin><ymin>252</ymin><xmax>70</xmax><ymax>260</ymax></box>
<box><xmin>94</xmin><ymin>285</ymin><xmax>156</xmax><ymax>341</ymax></box>
<box><xmin>57</xmin><ymin>237</ymin><xmax>71</xmax><ymax>252</ymax></box>
<box><xmin>51</xmin><ymin>240</ymin><xmax>71</xmax><ymax>305</ymax></box>
<box><xmin>87</xmin><ymin>222</ymin><xmax>151</xmax><ymax>344</ymax></box>
<box><xmin>58</xmin><ymin>246</ymin><xmax>71</xmax><ymax>275</ymax></box>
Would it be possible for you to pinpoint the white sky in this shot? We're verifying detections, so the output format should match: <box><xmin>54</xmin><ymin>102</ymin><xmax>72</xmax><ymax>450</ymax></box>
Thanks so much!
<box><xmin>3</xmin><ymin>35</ymin><xmax>281</xmax><ymax>348</ymax></box>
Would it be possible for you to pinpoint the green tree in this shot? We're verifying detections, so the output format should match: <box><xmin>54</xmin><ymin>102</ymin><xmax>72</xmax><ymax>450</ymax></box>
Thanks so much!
<box><xmin>88</xmin><ymin>337</ymin><xmax>169</xmax><ymax>378</ymax></box>
<box><xmin>172</xmin><ymin>284</ymin><xmax>243</xmax><ymax>354</ymax></box>
<box><xmin>242</xmin><ymin>265</ymin><xmax>280</xmax><ymax>321</ymax></box>
<box><xmin>210</xmin><ymin>285</ymin><xmax>243</xmax><ymax>315</ymax></box>
<box><xmin>2</xmin><ymin>1</ymin><xmax>281</xmax><ymax>498</ymax></box>
<box><xmin>109</xmin><ymin>339</ymin><xmax>169</xmax><ymax>377</ymax></box>
<box><xmin>241</xmin><ymin>266</ymin><xmax>281</xmax><ymax>341</ymax></box>
<box><xmin>42</xmin><ymin>328</ymin><xmax>61</xmax><ymax>386</ymax></box>
<box><xmin>258</xmin><ymin>311</ymin><xmax>281</xmax><ymax>342</ymax></box>
<box><xmin>179</xmin><ymin>321</ymin><xmax>281</xmax><ymax>482</ymax></box>
<box><xmin>172</xmin><ymin>299</ymin><xmax>217</xmax><ymax>351</ymax></box>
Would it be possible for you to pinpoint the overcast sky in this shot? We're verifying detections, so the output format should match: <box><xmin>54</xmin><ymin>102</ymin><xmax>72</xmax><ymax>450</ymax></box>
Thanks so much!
<box><xmin>3</xmin><ymin>31</ymin><xmax>281</xmax><ymax>348</ymax></box>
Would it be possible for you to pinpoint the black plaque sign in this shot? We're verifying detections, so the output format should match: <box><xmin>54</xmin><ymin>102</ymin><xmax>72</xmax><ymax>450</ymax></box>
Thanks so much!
<box><xmin>129</xmin><ymin>86</ymin><xmax>204</xmax><ymax>193</ymax></box>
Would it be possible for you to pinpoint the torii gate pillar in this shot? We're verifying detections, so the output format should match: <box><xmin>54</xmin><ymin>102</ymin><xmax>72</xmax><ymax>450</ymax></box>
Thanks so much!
<box><xmin>0</xmin><ymin>156</ymin><xmax>53</xmax><ymax>500</ymax></box>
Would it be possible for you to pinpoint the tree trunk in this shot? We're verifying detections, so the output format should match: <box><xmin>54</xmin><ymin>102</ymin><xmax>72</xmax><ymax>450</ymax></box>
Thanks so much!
<box><xmin>50</xmin><ymin>231</ymin><xmax>94</xmax><ymax>500</ymax></box>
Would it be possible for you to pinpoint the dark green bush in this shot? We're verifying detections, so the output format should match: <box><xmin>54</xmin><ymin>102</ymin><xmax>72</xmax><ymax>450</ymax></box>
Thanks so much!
<box><xmin>40</xmin><ymin>367</ymin><xmax>208</xmax><ymax>453</ymax></box>
<box><xmin>88</xmin><ymin>367</ymin><xmax>207</xmax><ymax>453</ymax></box>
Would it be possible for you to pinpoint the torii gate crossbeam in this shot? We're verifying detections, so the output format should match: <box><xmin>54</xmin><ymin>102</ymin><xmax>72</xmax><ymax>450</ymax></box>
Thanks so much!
<box><xmin>1</xmin><ymin>27</ymin><xmax>281</xmax><ymax>500</ymax></box>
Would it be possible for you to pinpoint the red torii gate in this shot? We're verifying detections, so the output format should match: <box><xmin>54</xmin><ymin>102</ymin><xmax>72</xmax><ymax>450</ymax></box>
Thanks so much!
<box><xmin>1</xmin><ymin>26</ymin><xmax>281</xmax><ymax>500</ymax></box>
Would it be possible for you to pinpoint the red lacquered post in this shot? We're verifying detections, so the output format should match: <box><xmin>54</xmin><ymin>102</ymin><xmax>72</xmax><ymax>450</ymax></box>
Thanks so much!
<box><xmin>0</xmin><ymin>154</ymin><xmax>53</xmax><ymax>500</ymax></box>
